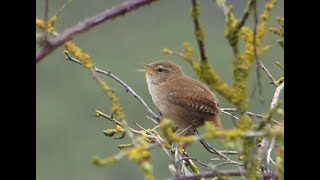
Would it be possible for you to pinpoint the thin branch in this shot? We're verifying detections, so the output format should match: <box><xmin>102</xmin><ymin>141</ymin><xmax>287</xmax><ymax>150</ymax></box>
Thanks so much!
<box><xmin>194</xmin><ymin>130</ymin><xmax>235</xmax><ymax>162</ymax></box>
<box><xmin>36</xmin><ymin>0</ymin><xmax>159</xmax><ymax>62</ymax></box>
<box><xmin>221</xmin><ymin>108</ymin><xmax>281</xmax><ymax>125</ymax></box>
<box><xmin>258</xmin><ymin>82</ymin><xmax>284</xmax><ymax>172</ymax></box>
<box><xmin>191</xmin><ymin>0</ymin><xmax>207</xmax><ymax>62</ymax></box>
<box><xmin>260</xmin><ymin>62</ymin><xmax>279</xmax><ymax>86</ymax></box>
<box><xmin>221</xmin><ymin>110</ymin><xmax>239</xmax><ymax>120</ymax></box>
<box><xmin>44</xmin><ymin>0</ymin><xmax>49</xmax><ymax>41</ymax></box>
<box><xmin>271</xmin><ymin>82</ymin><xmax>284</xmax><ymax>109</ymax></box>
<box><xmin>252</xmin><ymin>0</ymin><xmax>265</xmax><ymax>104</ymax></box>
<box><xmin>93</xmin><ymin>109</ymin><xmax>123</xmax><ymax>127</ymax></box>
<box><xmin>217</xmin><ymin>150</ymin><xmax>239</xmax><ymax>155</ymax></box>
<box><xmin>172</xmin><ymin>170</ymin><xmax>278</xmax><ymax>180</ymax></box>
<box><xmin>267</xmin><ymin>137</ymin><xmax>276</xmax><ymax>166</ymax></box>
<box><xmin>65</xmin><ymin>52</ymin><xmax>160</xmax><ymax>123</ymax></box>
<box><xmin>236</xmin><ymin>0</ymin><xmax>256</xmax><ymax>31</ymax></box>
<box><xmin>175</xmin><ymin>157</ymin><xmax>208</xmax><ymax>168</ymax></box>
<box><xmin>212</xmin><ymin>161</ymin><xmax>244</xmax><ymax>169</ymax></box>
<box><xmin>276</xmin><ymin>61</ymin><xmax>284</xmax><ymax>71</ymax></box>
<box><xmin>55</xmin><ymin>0</ymin><xmax>73</xmax><ymax>17</ymax></box>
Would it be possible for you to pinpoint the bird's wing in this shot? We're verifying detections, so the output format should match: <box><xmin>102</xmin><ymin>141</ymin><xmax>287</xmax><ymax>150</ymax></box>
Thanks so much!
<box><xmin>167</xmin><ymin>77</ymin><xmax>220</xmax><ymax>114</ymax></box>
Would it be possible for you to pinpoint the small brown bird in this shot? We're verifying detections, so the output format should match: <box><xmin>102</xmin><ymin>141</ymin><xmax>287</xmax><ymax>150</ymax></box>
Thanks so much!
<box><xmin>140</xmin><ymin>60</ymin><xmax>222</xmax><ymax>132</ymax></box>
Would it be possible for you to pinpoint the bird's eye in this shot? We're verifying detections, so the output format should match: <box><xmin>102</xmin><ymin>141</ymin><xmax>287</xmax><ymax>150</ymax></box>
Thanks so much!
<box><xmin>156</xmin><ymin>67</ymin><xmax>164</xmax><ymax>73</ymax></box>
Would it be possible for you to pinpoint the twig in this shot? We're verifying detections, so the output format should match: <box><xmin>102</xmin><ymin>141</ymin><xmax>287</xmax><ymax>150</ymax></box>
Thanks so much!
<box><xmin>276</xmin><ymin>61</ymin><xmax>284</xmax><ymax>71</ymax></box>
<box><xmin>194</xmin><ymin>130</ymin><xmax>234</xmax><ymax>162</ymax></box>
<box><xmin>131</xmin><ymin>121</ymin><xmax>171</xmax><ymax>158</ymax></box>
<box><xmin>258</xmin><ymin>82</ymin><xmax>284</xmax><ymax>172</ymax></box>
<box><xmin>44</xmin><ymin>0</ymin><xmax>49</xmax><ymax>41</ymax></box>
<box><xmin>55</xmin><ymin>0</ymin><xmax>73</xmax><ymax>17</ymax></box>
<box><xmin>36</xmin><ymin>0</ymin><xmax>159</xmax><ymax>62</ymax></box>
<box><xmin>65</xmin><ymin>52</ymin><xmax>160</xmax><ymax>123</ymax></box>
<box><xmin>175</xmin><ymin>157</ymin><xmax>208</xmax><ymax>168</ymax></box>
<box><xmin>221</xmin><ymin>108</ymin><xmax>281</xmax><ymax>125</ymax></box>
<box><xmin>93</xmin><ymin>109</ymin><xmax>136</xmax><ymax>141</ymax></box>
<box><xmin>191</xmin><ymin>0</ymin><xmax>207</xmax><ymax>62</ymax></box>
<box><xmin>212</xmin><ymin>161</ymin><xmax>244</xmax><ymax>169</ymax></box>
<box><xmin>252</xmin><ymin>0</ymin><xmax>265</xmax><ymax>104</ymax></box>
<box><xmin>261</xmin><ymin>62</ymin><xmax>279</xmax><ymax>87</ymax></box>
<box><xmin>267</xmin><ymin>137</ymin><xmax>275</xmax><ymax>165</ymax></box>
<box><xmin>93</xmin><ymin>109</ymin><xmax>123</xmax><ymax>127</ymax></box>
<box><xmin>271</xmin><ymin>82</ymin><xmax>284</xmax><ymax>108</ymax></box>
<box><xmin>236</xmin><ymin>0</ymin><xmax>256</xmax><ymax>31</ymax></box>
<box><xmin>172</xmin><ymin>170</ymin><xmax>278</xmax><ymax>180</ymax></box>
<box><xmin>218</xmin><ymin>150</ymin><xmax>239</xmax><ymax>155</ymax></box>
<box><xmin>221</xmin><ymin>110</ymin><xmax>239</xmax><ymax>120</ymax></box>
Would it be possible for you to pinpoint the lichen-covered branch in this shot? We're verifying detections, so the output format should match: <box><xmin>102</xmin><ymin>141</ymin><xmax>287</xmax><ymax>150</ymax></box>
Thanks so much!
<box><xmin>65</xmin><ymin>52</ymin><xmax>159</xmax><ymax>123</ymax></box>
<box><xmin>36</xmin><ymin>0</ymin><xmax>159</xmax><ymax>63</ymax></box>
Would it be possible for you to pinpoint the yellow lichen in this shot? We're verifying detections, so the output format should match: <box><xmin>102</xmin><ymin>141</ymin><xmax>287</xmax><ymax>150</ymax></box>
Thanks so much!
<box><xmin>160</xmin><ymin>119</ymin><xmax>196</xmax><ymax>143</ymax></box>
<box><xmin>162</xmin><ymin>48</ymin><xmax>173</xmax><ymax>55</ymax></box>
<box><xmin>141</xmin><ymin>161</ymin><xmax>154</xmax><ymax>180</ymax></box>
<box><xmin>126</xmin><ymin>146</ymin><xmax>151</xmax><ymax>162</ymax></box>
<box><xmin>36</xmin><ymin>16</ymin><xmax>57</xmax><ymax>33</ymax></box>
<box><xmin>110</xmin><ymin>94</ymin><xmax>125</xmax><ymax>120</ymax></box>
<box><xmin>203</xmin><ymin>121</ymin><xmax>245</xmax><ymax>140</ymax></box>
<box><xmin>261</xmin><ymin>0</ymin><xmax>277</xmax><ymax>21</ymax></box>
<box><xmin>236</xmin><ymin>115</ymin><xmax>252</xmax><ymax>130</ymax></box>
<box><xmin>93</xmin><ymin>155</ymin><xmax>118</xmax><ymax>166</ymax></box>
<box><xmin>182</xmin><ymin>42</ymin><xmax>194</xmax><ymax>63</ymax></box>
<box><xmin>47</xmin><ymin>16</ymin><xmax>57</xmax><ymax>33</ymax></box>
<box><xmin>36</xmin><ymin>18</ymin><xmax>45</xmax><ymax>29</ymax></box>
<box><xmin>189</xmin><ymin>160</ymin><xmax>200</xmax><ymax>173</ymax></box>
<box><xmin>103</xmin><ymin>125</ymin><xmax>124</xmax><ymax>137</ymax></box>
<box><xmin>224</xmin><ymin>7</ymin><xmax>239</xmax><ymax>54</ymax></box>
<box><xmin>64</xmin><ymin>41</ymin><xmax>94</xmax><ymax>68</ymax></box>
<box><xmin>118</xmin><ymin>143</ymin><xmax>133</xmax><ymax>149</ymax></box>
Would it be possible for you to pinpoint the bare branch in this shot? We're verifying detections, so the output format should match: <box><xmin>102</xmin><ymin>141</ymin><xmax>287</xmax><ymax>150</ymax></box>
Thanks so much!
<box><xmin>267</xmin><ymin>137</ymin><xmax>276</xmax><ymax>166</ymax></box>
<box><xmin>271</xmin><ymin>82</ymin><xmax>284</xmax><ymax>109</ymax></box>
<box><xmin>36</xmin><ymin>0</ymin><xmax>159</xmax><ymax>62</ymax></box>
<box><xmin>216</xmin><ymin>150</ymin><xmax>239</xmax><ymax>155</ymax></box>
<box><xmin>93</xmin><ymin>109</ymin><xmax>123</xmax><ymax>127</ymax></box>
<box><xmin>252</xmin><ymin>0</ymin><xmax>265</xmax><ymax>103</ymax></box>
<box><xmin>236</xmin><ymin>0</ymin><xmax>256</xmax><ymax>31</ymax></box>
<box><xmin>221</xmin><ymin>110</ymin><xmax>239</xmax><ymax>120</ymax></box>
<box><xmin>260</xmin><ymin>61</ymin><xmax>279</xmax><ymax>87</ymax></box>
<box><xmin>44</xmin><ymin>0</ymin><xmax>49</xmax><ymax>40</ymax></box>
<box><xmin>194</xmin><ymin>130</ymin><xmax>237</xmax><ymax>162</ymax></box>
<box><xmin>172</xmin><ymin>170</ymin><xmax>278</xmax><ymax>180</ymax></box>
<box><xmin>258</xmin><ymin>81</ymin><xmax>284</xmax><ymax>171</ymax></box>
<box><xmin>276</xmin><ymin>61</ymin><xmax>284</xmax><ymax>71</ymax></box>
<box><xmin>191</xmin><ymin>0</ymin><xmax>207</xmax><ymax>62</ymax></box>
<box><xmin>221</xmin><ymin>108</ymin><xmax>281</xmax><ymax>125</ymax></box>
<box><xmin>65</xmin><ymin>52</ymin><xmax>160</xmax><ymax>123</ymax></box>
<box><xmin>212</xmin><ymin>161</ymin><xmax>243</xmax><ymax>169</ymax></box>
<box><xmin>175</xmin><ymin>157</ymin><xmax>208</xmax><ymax>168</ymax></box>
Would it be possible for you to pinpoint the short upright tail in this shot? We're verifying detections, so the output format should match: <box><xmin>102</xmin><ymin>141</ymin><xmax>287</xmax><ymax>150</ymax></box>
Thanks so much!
<box><xmin>211</xmin><ymin>113</ymin><xmax>223</xmax><ymax>130</ymax></box>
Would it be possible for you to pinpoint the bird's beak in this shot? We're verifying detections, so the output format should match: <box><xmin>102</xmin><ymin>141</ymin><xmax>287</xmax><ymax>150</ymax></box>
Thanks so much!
<box><xmin>136</xmin><ymin>63</ymin><xmax>153</xmax><ymax>75</ymax></box>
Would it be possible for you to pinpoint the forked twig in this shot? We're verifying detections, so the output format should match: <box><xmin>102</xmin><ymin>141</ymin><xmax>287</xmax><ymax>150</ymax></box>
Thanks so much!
<box><xmin>65</xmin><ymin>52</ymin><xmax>160</xmax><ymax>123</ymax></box>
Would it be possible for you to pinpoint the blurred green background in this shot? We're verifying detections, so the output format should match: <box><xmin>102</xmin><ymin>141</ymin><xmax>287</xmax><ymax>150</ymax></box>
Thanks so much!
<box><xmin>36</xmin><ymin>0</ymin><xmax>283</xmax><ymax>179</ymax></box>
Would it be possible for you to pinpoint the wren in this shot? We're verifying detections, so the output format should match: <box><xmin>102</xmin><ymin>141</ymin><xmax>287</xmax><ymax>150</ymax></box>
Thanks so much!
<box><xmin>141</xmin><ymin>60</ymin><xmax>222</xmax><ymax>131</ymax></box>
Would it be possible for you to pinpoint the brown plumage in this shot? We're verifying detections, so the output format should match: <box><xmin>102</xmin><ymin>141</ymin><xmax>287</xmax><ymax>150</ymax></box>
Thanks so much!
<box><xmin>142</xmin><ymin>60</ymin><xmax>222</xmax><ymax>131</ymax></box>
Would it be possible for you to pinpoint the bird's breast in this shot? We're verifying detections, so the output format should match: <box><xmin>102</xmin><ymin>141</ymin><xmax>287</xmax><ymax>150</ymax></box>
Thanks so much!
<box><xmin>146</xmin><ymin>75</ymin><xmax>170</xmax><ymax>114</ymax></box>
